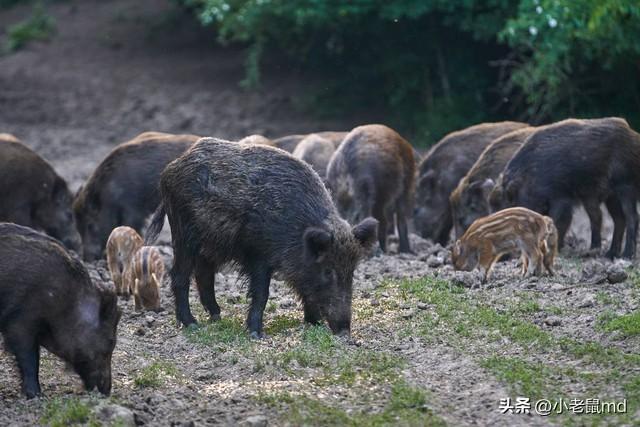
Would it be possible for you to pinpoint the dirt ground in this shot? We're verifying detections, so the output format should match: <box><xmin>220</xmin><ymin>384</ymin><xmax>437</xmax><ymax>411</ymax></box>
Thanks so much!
<box><xmin>1</xmin><ymin>1</ymin><xmax>639</xmax><ymax>426</ymax></box>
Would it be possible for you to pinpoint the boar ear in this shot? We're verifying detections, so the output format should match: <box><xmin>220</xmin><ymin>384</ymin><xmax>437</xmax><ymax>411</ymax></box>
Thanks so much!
<box><xmin>352</xmin><ymin>217</ymin><xmax>378</xmax><ymax>248</ymax></box>
<box><xmin>304</xmin><ymin>227</ymin><xmax>332</xmax><ymax>262</ymax></box>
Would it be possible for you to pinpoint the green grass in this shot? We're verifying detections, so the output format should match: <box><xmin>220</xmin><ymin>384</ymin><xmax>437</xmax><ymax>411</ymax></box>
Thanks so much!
<box><xmin>481</xmin><ymin>356</ymin><xmax>553</xmax><ymax>400</ymax></box>
<box><xmin>41</xmin><ymin>397</ymin><xmax>96</xmax><ymax>427</ymax></box>
<box><xmin>185</xmin><ymin>316</ymin><xmax>249</xmax><ymax>351</ymax></box>
<box><xmin>134</xmin><ymin>361</ymin><xmax>179</xmax><ymax>388</ymax></box>
<box><xmin>264</xmin><ymin>314</ymin><xmax>302</xmax><ymax>335</ymax></box>
<box><xmin>600</xmin><ymin>311</ymin><xmax>640</xmax><ymax>338</ymax></box>
<box><xmin>258</xmin><ymin>380</ymin><xmax>445</xmax><ymax>426</ymax></box>
<box><xmin>5</xmin><ymin>3</ymin><xmax>55</xmax><ymax>52</ymax></box>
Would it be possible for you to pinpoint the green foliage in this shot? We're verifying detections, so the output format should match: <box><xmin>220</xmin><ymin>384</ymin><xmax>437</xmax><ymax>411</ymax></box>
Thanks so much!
<box><xmin>177</xmin><ymin>0</ymin><xmax>640</xmax><ymax>144</ymax></box>
<box><xmin>134</xmin><ymin>361</ymin><xmax>179</xmax><ymax>388</ymax></box>
<box><xmin>600</xmin><ymin>311</ymin><xmax>640</xmax><ymax>337</ymax></box>
<box><xmin>41</xmin><ymin>397</ymin><xmax>95</xmax><ymax>427</ymax></box>
<box><xmin>5</xmin><ymin>3</ymin><xmax>56</xmax><ymax>52</ymax></box>
<box><xmin>185</xmin><ymin>317</ymin><xmax>249</xmax><ymax>351</ymax></box>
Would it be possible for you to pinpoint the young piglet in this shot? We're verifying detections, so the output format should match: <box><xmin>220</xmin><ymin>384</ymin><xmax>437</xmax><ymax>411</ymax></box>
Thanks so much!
<box><xmin>106</xmin><ymin>226</ymin><xmax>143</xmax><ymax>297</ymax></box>
<box><xmin>125</xmin><ymin>246</ymin><xmax>164</xmax><ymax>312</ymax></box>
<box><xmin>451</xmin><ymin>207</ymin><xmax>558</xmax><ymax>283</ymax></box>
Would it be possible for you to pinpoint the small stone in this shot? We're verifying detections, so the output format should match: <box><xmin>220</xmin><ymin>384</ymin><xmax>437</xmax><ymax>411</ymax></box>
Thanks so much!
<box><xmin>401</xmin><ymin>309</ymin><xmax>417</xmax><ymax>320</ymax></box>
<box><xmin>426</xmin><ymin>255</ymin><xmax>444</xmax><ymax>268</ymax></box>
<box><xmin>242</xmin><ymin>415</ymin><xmax>268</xmax><ymax>427</ymax></box>
<box><xmin>452</xmin><ymin>271</ymin><xmax>479</xmax><ymax>289</ymax></box>
<box><xmin>145</xmin><ymin>315</ymin><xmax>156</xmax><ymax>327</ymax></box>
<box><xmin>370</xmin><ymin>298</ymin><xmax>380</xmax><ymax>307</ymax></box>
<box><xmin>581</xmin><ymin>260</ymin><xmax>607</xmax><ymax>281</ymax></box>
<box><xmin>606</xmin><ymin>263</ymin><xmax>628</xmax><ymax>284</ymax></box>
<box><xmin>578</xmin><ymin>295</ymin><xmax>596</xmax><ymax>309</ymax></box>
<box><xmin>544</xmin><ymin>316</ymin><xmax>562</xmax><ymax>326</ymax></box>
<box><xmin>279</xmin><ymin>298</ymin><xmax>295</xmax><ymax>309</ymax></box>
<box><xmin>135</xmin><ymin>326</ymin><xmax>146</xmax><ymax>336</ymax></box>
<box><xmin>92</xmin><ymin>403</ymin><xmax>136</xmax><ymax>427</ymax></box>
<box><xmin>417</xmin><ymin>302</ymin><xmax>428</xmax><ymax>310</ymax></box>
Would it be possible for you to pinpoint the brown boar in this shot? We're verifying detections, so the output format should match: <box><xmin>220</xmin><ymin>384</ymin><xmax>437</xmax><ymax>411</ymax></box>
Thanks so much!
<box><xmin>491</xmin><ymin>117</ymin><xmax>640</xmax><ymax>258</ymax></box>
<box><xmin>0</xmin><ymin>223</ymin><xmax>120</xmax><ymax>398</ymax></box>
<box><xmin>272</xmin><ymin>131</ymin><xmax>347</xmax><ymax>153</ymax></box>
<box><xmin>326</xmin><ymin>124</ymin><xmax>416</xmax><ymax>253</ymax></box>
<box><xmin>292</xmin><ymin>134</ymin><xmax>336</xmax><ymax>179</ymax></box>
<box><xmin>106</xmin><ymin>226</ymin><xmax>143</xmax><ymax>297</ymax></box>
<box><xmin>450</xmin><ymin>127</ymin><xmax>537</xmax><ymax>238</ymax></box>
<box><xmin>125</xmin><ymin>246</ymin><xmax>164</xmax><ymax>312</ymax></box>
<box><xmin>0</xmin><ymin>134</ymin><xmax>81</xmax><ymax>251</ymax></box>
<box><xmin>144</xmin><ymin>138</ymin><xmax>378</xmax><ymax>337</ymax></box>
<box><xmin>414</xmin><ymin>121</ymin><xmax>529</xmax><ymax>245</ymax></box>
<box><xmin>74</xmin><ymin>131</ymin><xmax>199</xmax><ymax>261</ymax></box>
<box><xmin>238</xmin><ymin>134</ymin><xmax>275</xmax><ymax>146</ymax></box>
<box><xmin>452</xmin><ymin>207</ymin><xmax>557</xmax><ymax>282</ymax></box>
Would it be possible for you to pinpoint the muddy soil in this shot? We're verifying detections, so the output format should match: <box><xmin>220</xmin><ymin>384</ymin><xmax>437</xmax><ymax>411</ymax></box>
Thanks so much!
<box><xmin>1</xmin><ymin>1</ymin><xmax>639</xmax><ymax>426</ymax></box>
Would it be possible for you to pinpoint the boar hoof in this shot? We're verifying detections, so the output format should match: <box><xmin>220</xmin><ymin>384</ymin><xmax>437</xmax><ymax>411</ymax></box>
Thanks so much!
<box><xmin>210</xmin><ymin>313</ymin><xmax>221</xmax><ymax>322</ymax></box>
<box><xmin>249</xmin><ymin>331</ymin><xmax>267</xmax><ymax>340</ymax></box>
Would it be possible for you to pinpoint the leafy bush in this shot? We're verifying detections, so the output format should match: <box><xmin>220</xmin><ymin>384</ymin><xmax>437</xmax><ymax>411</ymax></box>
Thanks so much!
<box><xmin>5</xmin><ymin>3</ymin><xmax>56</xmax><ymax>52</ymax></box>
<box><xmin>177</xmin><ymin>0</ymin><xmax>640</xmax><ymax>145</ymax></box>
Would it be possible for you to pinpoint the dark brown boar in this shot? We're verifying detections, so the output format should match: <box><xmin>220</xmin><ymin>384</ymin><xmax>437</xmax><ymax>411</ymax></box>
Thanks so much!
<box><xmin>450</xmin><ymin>127</ymin><xmax>536</xmax><ymax>238</ymax></box>
<box><xmin>292</xmin><ymin>134</ymin><xmax>336</xmax><ymax>179</ymax></box>
<box><xmin>144</xmin><ymin>138</ymin><xmax>378</xmax><ymax>337</ymax></box>
<box><xmin>414</xmin><ymin>121</ymin><xmax>529</xmax><ymax>245</ymax></box>
<box><xmin>73</xmin><ymin>131</ymin><xmax>199</xmax><ymax>261</ymax></box>
<box><xmin>325</xmin><ymin>124</ymin><xmax>416</xmax><ymax>253</ymax></box>
<box><xmin>492</xmin><ymin>117</ymin><xmax>640</xmax><ymax>258</ymax></box>
<box><xmin>0</xmin><ymin>134</ymin><xmax>81</xmax><ymax>251</ymax></box>
<box><xmin>0</xmin><ymin>223</ymin><xmax>120</xmax><ymax>398</ymax></box>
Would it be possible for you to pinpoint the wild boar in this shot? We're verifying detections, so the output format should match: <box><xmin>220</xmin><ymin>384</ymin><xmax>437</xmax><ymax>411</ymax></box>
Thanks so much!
<box><xmin>0</xmin><ymin>134</ymin><xmax>81</xmax><ymax>251</ymax></box>
<box><xmin>292</xmin><ymin>134</ymin><xmax>336</xmax><ymax>179</ymax></box>
<box><xmin>125</xmin><ymin>246</ymin><xmax>164</xmax><ymax>312</ymax></box>
<box><xmin>272</xmin><ymin>131</ymin><xmax>347</xmax><ymax>153</ymax></box>
<box><xmin>451</xmin><ymin>207</ymin><xmax>557</xmax><ymax>282</ymax></box>
<box><xmin>106</xmin><ymin>226</ymin><xmax>143</xmax><ymax>297</ymax></box>
<box><xmin>0</xmin><ymin>223</ymin><xmax>120</xmax><ymax>398</ymax></box>
<box><xmin>414</xmin><ymin>121</ymin><xmax>529</xmax><ymax>245</ymax></box>
<box><xmin>238</xmin><ymin>134</ymin><xmax>274</xmax><ymax>146</ymax></box>
<box><xmin>145</xmin><ymin>138</ymin><xmax>378</xmax><ymax>337</ymax></box>
<box><xmin>491</xmin><ymin>117</ymin><xmax>640</xmax><ymax>258</ymax></box>
<box><xmin>450</xmin><ymin>127</ymin><xmax>536</xmax><ymax>238</ymax></box>
<box><xmin>326</xmin><ymin>124</ymin><xmax>416</xmax><ymax>253</ymax></box>
<box><xmin>73</xmin><ymin>131</ymin><xmax>199</xmax><ymax>261</ymax></box>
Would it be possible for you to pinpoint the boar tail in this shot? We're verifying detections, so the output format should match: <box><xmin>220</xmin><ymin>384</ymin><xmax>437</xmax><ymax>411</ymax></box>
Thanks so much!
<box><xmin>144</xmin><ymin>203</ymin><xmax>165</xmax><ymax>245</ymax></box>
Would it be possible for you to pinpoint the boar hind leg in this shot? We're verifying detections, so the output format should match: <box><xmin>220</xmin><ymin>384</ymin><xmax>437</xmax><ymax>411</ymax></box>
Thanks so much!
<box><xmin>194</xmin><ymin>258</ymin><xmax>221</xmax><ymax>321</ymax></box>
<box><xmin>395</xmin><ymin>199</ymin><xmax>413</xmax><ymax>254</ymax></box>
<box><xmin>6</xmin><ymin>331</ymin><xmax>41</xmax><ymax>398</ymax></box>
<box><xmin>246</xmin><ymin>261</ymin><xmax>272</xmax><ymax>339</ymax></box>
<box><xmin>619</xmin><ymin>189</ymin><xmax>638</xmax><ymax>258</ymax></box>
<box><xmin>373</xmin><ymin>205</ymin><xmax>388</xmax><ymax>252</ymax></box>
<box><xmin>170</xmin><ymin>247</ymin><xmax>197</xmax><ymax>326</ymax></box>
<box><xmin>548</xmin><ymin>200</ymin><xmax>573</xmax><ymax>250</ymax></box>
<box><xmin>605</xmin><ymin>195</ymin><xmax>625</xmax><ymax>259</ymax></box>
<box><xmin>583</xmin><ymin>198</ymin><xmax>603</xmax><ymax>250</ymax></box>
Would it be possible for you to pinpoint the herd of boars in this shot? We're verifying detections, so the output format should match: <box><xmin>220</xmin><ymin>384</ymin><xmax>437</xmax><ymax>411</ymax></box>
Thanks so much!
<box><xmin>1</xmin><ymin>117</ymin><xmax>640</xmax><ymax>397</ymax></box>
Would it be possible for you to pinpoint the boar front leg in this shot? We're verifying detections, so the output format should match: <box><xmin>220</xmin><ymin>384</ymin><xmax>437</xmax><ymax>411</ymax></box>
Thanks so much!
<box><xmin>247</xmin><ymin>261</ymin><xmax>272</xmax><ymax>339</ymax></box>
<box><xmin>548</xmin><ymin>199</ymin><xmax>573</xmax><ymax>250</ymax></box>
<box><xmin>6</xmin><ymin>330</ymin><xmax>41</xmax><ymax>398</ymax></box>
<box><xmin>195</xmin><ymin>257</ymin><xmax>221</xmax><ymax>321</ymax></box>
<box><xmin>396</xmin><ymin>198</ymin><xmax>413</xmax><ymax>254</ymax></box>
<box><xmin>619</xmin><ymin>189</ymin><xmax>639</xmax><ymax>259</ymax></box>
<box><xmin>583</xmin><ymin>198</ymin><xmax>602</xmax><ymax>251</ymax></box>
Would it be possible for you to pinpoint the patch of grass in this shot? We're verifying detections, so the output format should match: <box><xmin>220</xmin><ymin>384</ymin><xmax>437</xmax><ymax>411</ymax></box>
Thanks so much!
<box><xmin>266</xmin><ymin>300</ymin><xmax>277</xmax><ymax>313</ymax></box>
<box><xmin>264</xmin><ymin>314</ymin><xmax>301</xmax><ymax>335</ymax></box>
<box><xmin>259</xmin><ymin>380</ymin><xmax>445</xmax><ymax>426</ymax></box>
<box><xmin>134</xmin><ymin>361</ymin><xmax>179</xmax><ymax>388</ymax></box>
<box><xmin>599</xmin><ymin>311</ymin><xmax>640</xmax><ymax>337</ymax></box>
<box><xmin>596</xmin><ymin>291</ymin><xmax>621</xmax><ymax>307</ymax></box>
<box><xmin>185</xmin><ymin>317</ymin><xmax>249</xmax><ymax>351</ymax></box>
<box><xmin>41</xmin><ymin>397</ymin><xmax>96</xmax><ymax>427</ymax></box>
<box><xmin>5</xmin><ymin>3</ymin><xmax>56</xmax><ymax>52</ymax></box>
<box><xmin>481</xmin><ymin>356</ymin><xmax>552</xmax><ymax>400</ymax></box>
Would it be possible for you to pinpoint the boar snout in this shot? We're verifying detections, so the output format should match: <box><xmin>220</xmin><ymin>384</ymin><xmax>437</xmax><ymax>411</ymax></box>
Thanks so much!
<box><xmin>327</xmin><ymin>315</ymin><xmax>351</xmax><ymax>336</ymax></box>
<box><xmin>61</xmin><ymin>232</ymin><xmax>82</xmax><ymax>253</ymax></box>
<box><xmin>82</xmin><ymin>365</ymin><xmax>112</xmax><ymax>396</ymax></box>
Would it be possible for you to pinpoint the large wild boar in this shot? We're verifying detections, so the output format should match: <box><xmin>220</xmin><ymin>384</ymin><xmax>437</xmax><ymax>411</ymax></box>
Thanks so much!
<box><xmin>0</xmin><ymin>134</ymin><xmax>81</xmax><ymax>251</ymax></box>
<box><xmin>272</xmin><ymin>131</ymin><xmax>347</xmax><ymax>153</ymax></box>
<box><xmin>491</xmin><ymin>117</ymin><xmax>640</xmax><ymax>258</ymax></box>
<box><xmin>326</xmin><ymin>124</ymin><xmax>416</xmax><ymax>253</ymax></box>
<box><xmin>74</xmin><ymin>131</ymin><xmax>199</xmax><ymax>261</ymax></box>
<box><xmin>414</xmin><ymin>121</ymin><xmax>528</xmax><ymax>245</ymax></box>
<box><xmin>450</xmin><ymin>127</ymin><xmax>536</xmax><ymax>238</ymax></box>
<box><xmin>145</xmin><ymin>138</ymin><xmax>378</xmax><ymax>337</ymax></box>
<box><xmin>292</xmin><ymin>134</ymin><xmax>336</xmax><ymax>179</ymax></box>
<box><xmin>0</xmin><ymin>223</ymin><xmax>120</xmax><ymax>398</ymax></box>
